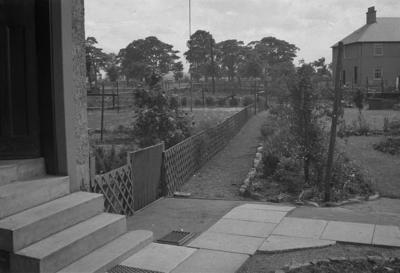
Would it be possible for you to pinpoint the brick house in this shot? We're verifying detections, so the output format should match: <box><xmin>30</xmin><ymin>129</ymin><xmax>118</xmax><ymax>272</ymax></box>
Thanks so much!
<box><xmin>332</xmin><ymin>7</ymin><xmax>400</xmax><ymax>90</ymax></box>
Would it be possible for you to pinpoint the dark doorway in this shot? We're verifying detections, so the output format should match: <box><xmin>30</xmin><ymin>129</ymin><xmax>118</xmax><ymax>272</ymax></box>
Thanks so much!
<box><xmin>0</xmin><ymin>0</ymin><xmax>40</xmax><ymax>159</ymax></box>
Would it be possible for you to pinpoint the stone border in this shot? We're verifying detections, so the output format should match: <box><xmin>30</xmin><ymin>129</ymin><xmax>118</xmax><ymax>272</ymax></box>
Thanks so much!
<box><xmin>239</xmin><ymin>144</ymin><xmax>263</xmax><ymax>196</ymax></box>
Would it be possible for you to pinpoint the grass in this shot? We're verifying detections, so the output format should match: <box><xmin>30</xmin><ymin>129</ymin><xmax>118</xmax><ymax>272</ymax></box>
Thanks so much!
<box><xmin>343</xmin><ymin>108</ymin><xmax>400</xmax><ymax>131</ymax></box>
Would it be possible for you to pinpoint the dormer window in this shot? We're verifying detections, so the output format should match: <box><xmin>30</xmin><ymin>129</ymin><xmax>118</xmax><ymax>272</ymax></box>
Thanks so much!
<box><xmin>373</xmin><ymin>44</ymin><xmax>383</xmax><ymax>56</ymax></box>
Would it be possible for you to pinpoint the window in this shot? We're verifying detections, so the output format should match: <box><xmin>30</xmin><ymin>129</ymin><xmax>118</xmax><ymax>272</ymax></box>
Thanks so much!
<box><xmin>374</xmin><ymin>68</ymin><xmax>383</xmax><ymax>80</ymax></box>
<box><xmin>342</xmin><ymin>70</ymin><xmax>346</xmax><ymax>85</ymax></box>
<box><xmin>373</xmin><ymin>44</ymin><xmax>383</xmax><ymax>56</ymax></box>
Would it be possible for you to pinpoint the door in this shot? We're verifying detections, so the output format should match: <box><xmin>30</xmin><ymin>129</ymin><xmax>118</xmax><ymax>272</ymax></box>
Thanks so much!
<box><xmin>0</xmin><ymin>0</ymin><xmax>40</xmax><ymax>159</ymax></box>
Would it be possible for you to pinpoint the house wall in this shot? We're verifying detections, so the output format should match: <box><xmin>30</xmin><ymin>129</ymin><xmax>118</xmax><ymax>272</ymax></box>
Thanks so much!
<box><xmin>71</xmin><ymin>0</ymin><xmax>89</xmax><ymax>189</ymax></box>
<box><xmin>332</xmin><ymin>42</ymin><xmax>400</xmax><ymax>88</ymax></box>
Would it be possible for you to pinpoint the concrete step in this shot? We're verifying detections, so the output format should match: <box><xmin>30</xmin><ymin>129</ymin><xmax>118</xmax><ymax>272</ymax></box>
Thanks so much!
<box><xmin>0</xmin><ymin>176</ymin><xmax>70</xmax><ymax>219</ymax></box>
<box><xmin>0</xmin><ymin>158</ymin><xmax>46</xmax><ymax>186</ymax></box>
<box><xmin>0</xmin><ymin>192</ymin><xmax>104</xmax><ymax>252</ymax></box>
<box><xmin>56</xmin><ymin>230</ymin><xmax>153</xmax><ymax>273</ymax></box>
<box><xmin>10</xmin><ymin>213</ymin><xmax>126</xmax><ymax>273</ymax></box>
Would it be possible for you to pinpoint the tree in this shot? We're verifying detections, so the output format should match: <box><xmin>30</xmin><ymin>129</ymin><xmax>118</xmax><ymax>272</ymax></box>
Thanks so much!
<box><xmin>104</xmin><ymin>53</ymin><xmax>120</xmax><ymax>82</ymax></box>
<box><xmin>172</xmin><ymin>61</ymin><xmax>184</xmax><ymax>82</ymax></box>
<box><xmin>184</xmin><ymin>30</ymin><xmax>215</xmax><ymax>82</ymax></box>
<box><xmin>85</xmin><ymin>37</ymin><xmax>108</xmax><ymax>89</ymax></box>
<box><xmin>312</xmin><ymin>57</ymin><xmax>331</xmax><ymax>77</ymax></box>
<box><xmin>119</xmin><ymin>36</ymin><xmax>180</xmax><ymax>83</ymax></box>
<box><xmin>216</xmin><ymin>39</ymin><xmax>245</xmax><ymax>81</ymax></box>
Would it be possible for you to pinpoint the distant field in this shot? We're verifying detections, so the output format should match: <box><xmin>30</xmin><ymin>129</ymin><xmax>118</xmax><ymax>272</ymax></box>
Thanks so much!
<box><xmin>343</xmin><ymin>108</ymin><xmax>400</xmax><ymax>130</ymax></box>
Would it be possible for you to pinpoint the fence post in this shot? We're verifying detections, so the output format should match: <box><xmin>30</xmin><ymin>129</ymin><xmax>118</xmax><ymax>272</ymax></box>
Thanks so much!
<box><xmin>100</xmin><ymin>83</ymin><xmax>105</xmax><ymax>142</ymax></box>
<box><xmin>116</xmin><ymin>81</ymin><xmax>120</xmax><ymax>112</ymax></box>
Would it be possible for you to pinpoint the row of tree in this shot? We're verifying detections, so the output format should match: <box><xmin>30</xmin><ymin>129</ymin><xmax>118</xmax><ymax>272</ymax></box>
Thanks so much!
<box><xmin>85</xmin><ymin>30</ymin><xmax>328</xmax><ymax>89</ymax></box>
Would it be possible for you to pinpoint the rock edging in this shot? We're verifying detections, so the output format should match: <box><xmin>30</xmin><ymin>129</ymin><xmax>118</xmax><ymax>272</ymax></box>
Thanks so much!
<box><xmin>239</xmin><ymin>144</ymin><xmax>263</xmax><ymax>196</ymax></box>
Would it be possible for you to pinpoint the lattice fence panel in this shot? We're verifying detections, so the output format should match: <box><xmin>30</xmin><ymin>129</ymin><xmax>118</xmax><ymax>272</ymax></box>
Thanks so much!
<box><xmin>91</xmin><ymin>164</ymin><xmax>135</xmax><ymax>216</ymax></box>
<box><xmin>163</xmin><ymin>105</ymin><xmax>256</xmax><ymax>195</ymax></box>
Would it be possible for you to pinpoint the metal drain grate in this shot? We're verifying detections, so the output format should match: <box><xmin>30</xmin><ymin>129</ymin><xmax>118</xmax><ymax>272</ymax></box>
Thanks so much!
<box><xmin>157</xmin><ymin>230</ymin><xmax>196</xmax><ymax>246</ymax></box>
<box><xmin>108</xmin><ymin>265</ymin><xmax>163</xmax><ymax>273</ymax></box>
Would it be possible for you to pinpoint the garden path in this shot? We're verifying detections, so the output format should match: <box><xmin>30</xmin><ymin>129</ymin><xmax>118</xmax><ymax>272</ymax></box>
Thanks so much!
<box><xmin>180</xmin><ymin>111</ymin><xmax>269</xmax><ymax>200</ymax></box>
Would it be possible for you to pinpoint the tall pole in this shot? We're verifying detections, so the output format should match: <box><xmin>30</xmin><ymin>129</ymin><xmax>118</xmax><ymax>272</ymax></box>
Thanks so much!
<box><xmin>189</xmin><ymin>0</ymin><xmax>193</xmax><ymax>112</ymax></box>
<box><xmin>210</xmin><ymin>38</ymin><xmax>216</xmax><ymax>94</ymax></box>
<box><xmin>324</xmin><ymin>42</ymin><xmax>344</xmax><ymax>202</ymax></box>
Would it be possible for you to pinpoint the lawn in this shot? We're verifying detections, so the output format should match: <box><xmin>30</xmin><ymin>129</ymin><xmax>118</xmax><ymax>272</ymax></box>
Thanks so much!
<box><xmin>88</xmin><ymin>107</ymin><xmax>242</xmax><ymax>134</ymax></box>
<box><xmin>340</xmin><ymin>107</ymin><xmax>400</xmax><ymax>198</ymax></box>
<box><xmin>343</xmin><ymin>108</ymin><xmax>400</xmax><ymax>130</ymax></box>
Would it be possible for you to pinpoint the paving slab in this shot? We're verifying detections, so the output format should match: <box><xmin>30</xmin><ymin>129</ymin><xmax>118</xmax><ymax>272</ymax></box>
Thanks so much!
<box><xmin>373</xmin><ymin>225</ymin><xmax>400</xmax><ymax>247</ymax></box>
<box><xmin>120</xmin><ymin>243</ymin><xmax>196</xmax><ymax>273</ymax></box>
<box><xmin>258</xmin><ymin>235</ymin><xmax>336</xmax><ymax>253</ymax></box>
<box><xmin>188</xmin><ymin>232</ymin><xmax>265</xmax><ymax>255</ymax></box>
<box><xmin>171</xmin><ymin>249</ymin><xmax>249</xmax><ymax>273</ymax></box>
<box><xmin>238</xmin><ymin>204</ymin><xmax>295</xmax><ymax>212</ymax></box>
<box><xmin>207</xmin><ymin>218</ymin><xmax>276</xmax><ymax>238</ymax></box>
<box><xmin>272</xmin><ymin>217</ymin><xmax>328</xmax><ymax>239</ymax></box>
<box><xmin>223</xmin><ymin>208</ymin><xmax>287</xmax><ymax>223</ymax></box>
<box><xmin>321</xmin><ymin>221</ymin><xmax>374</xmax><ymax>244</ymax></box>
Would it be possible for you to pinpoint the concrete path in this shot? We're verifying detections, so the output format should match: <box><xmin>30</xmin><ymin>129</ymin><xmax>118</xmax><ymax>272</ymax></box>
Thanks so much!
<box><xmin>123</xmin><ymin>199</ymin><xmax>400</xmax><ymax>272</ymax></box>
<box><xmin>180</xmin><ymin>111</ymin><xmax>269</xmax><ymax>200</ymax></box>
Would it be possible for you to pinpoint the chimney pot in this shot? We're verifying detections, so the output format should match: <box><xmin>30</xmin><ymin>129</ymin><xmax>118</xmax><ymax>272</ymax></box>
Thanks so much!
<box><xmin>366</xmin><ymin>6</ymin><xmax>377</xmax><ymax>24</ymax></box>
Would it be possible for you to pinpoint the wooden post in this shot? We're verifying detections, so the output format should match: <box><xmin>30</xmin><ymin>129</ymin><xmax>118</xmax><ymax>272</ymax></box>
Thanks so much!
<box><xmin>116</xmin><ymin>81</ymin><xmax>120</xmax><ymax>113</ymax></box>
<box><xmin>112</xmin><ymin>86</ymin><xmax>115</xmax><ymax>109</ymax></box>
<box><xmin>324</xmin><ymin>42</ymin><xmax>344</xmax><ymax>202</ymax></box>
<box><xmin>254</xmin><ymin>80</ymin><xmax>257</xmax><ymax>114</ymax></box>
<box><xmin>100</xmin><ymin>83</ymin><xmax>105</xmax><ymax>142</ymax></box>
<box><xmin>202</xmin><ymin>84</ymin><xmax>205</xmax><ymax>107</ymax></box>
<box><xmin>381</xmin><ymin>77</ymin><xmax>384</xmax><ymax>93</ymax></box>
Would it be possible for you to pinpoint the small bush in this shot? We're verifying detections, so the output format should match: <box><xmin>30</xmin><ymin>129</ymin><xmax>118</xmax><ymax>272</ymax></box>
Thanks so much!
<box><xmin>217</xmin><ymin>97</ymin><xmax>226</xmax><ymax>107</ymax></box>
<box><xmin>373</xmin><ymin>137</ymin><xmax>400</xmax><ymax>155</ymax></box>
<box><xmin>273</xmin><ymin>156</ymin><xmax>303</xmax><ymax>194</ymax></box>
<box><xmin>169</xmin><ymin>96</ymin><xmax>179</xmax><ymax>109</ymax></box>
<box><xmin>205</xmin><ymin>96</ymin><xmax>215</xmax><ymax>107</ymax></box>
<box><xmin>228</xmin><ymin>97</ymin><xmax>239</xmax><ymax>107</ymax></box>
<box><xmin>194</xmin><ymin>98</ymin><xmax>203</xmax><ymax>106</ymax></box>
<box><xmin>262</xmin><ymin>153</ymin><xmax>280</xmax><ymax>177</ymax></box>
<box><xmin>242</xmin><ymin>96</ymin><xmax>254</xmax><ymax>106</ymax></box>
<box><xmin>181</xmin><ymin>97</ymin><xmax>187</xmax><ymax>107</ymax></box>
<box><xmin>93</xmin><ymin>145</ymin><xmax>127</xmax><ymax>174</ymax></box>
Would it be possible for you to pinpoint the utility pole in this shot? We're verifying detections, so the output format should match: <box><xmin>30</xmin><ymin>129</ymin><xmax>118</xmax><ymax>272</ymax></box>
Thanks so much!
<box><xmin>324</xmin><ymin>42</ymin><xmax>344</xmax><ymax>202</ymax></box>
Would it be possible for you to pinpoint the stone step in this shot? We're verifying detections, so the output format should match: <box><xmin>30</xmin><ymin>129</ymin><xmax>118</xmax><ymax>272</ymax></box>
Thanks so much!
<box><xmin>0</xmin><ymin>158</ymin><xmax>46</xmax><ymax>186</ymax></box>
<box><xmin>0</xmin><ymin>192</ymin><xmax>104</xmax><ymax>252</ymax></box>
<box><xmin>10</xmin><ymin>213</ymin><xmax>126</xmax><ymax>273</ymax></box>
<box><xmin>0</xmin><ymin>176</ymin><xmax>70</xmax><ymax>219</ymax></box>
<box><xmin>56</xmin><ymin>230</ymin><xmax>153</xmax><ymax>273</ymax></box>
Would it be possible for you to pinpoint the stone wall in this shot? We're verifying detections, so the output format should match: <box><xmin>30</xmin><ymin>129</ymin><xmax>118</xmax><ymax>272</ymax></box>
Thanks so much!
<box><xmin>71</xmin><ymin>0</ymin><xmax>90</xmax><ymax>189</ymax></box>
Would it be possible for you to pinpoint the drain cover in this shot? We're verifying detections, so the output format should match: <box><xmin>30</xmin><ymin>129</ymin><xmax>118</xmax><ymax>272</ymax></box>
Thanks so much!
<box><xmin>157</xmin><ymin>230</ymin><xmax>196</xmax><ymax>246</ymax></box>
<box><xmin>108</xmin><ymin>265</ymin><xmax>163</xmax><ymax>273</ymax></box>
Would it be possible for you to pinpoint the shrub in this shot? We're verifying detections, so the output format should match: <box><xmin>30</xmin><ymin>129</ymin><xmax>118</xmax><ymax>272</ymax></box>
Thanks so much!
<box><xmin>217</xmin><ymin>97</ymin><xmax>226</xmax><ymax>107</ymax></box>
<box><xmin>373</xmin><ymin>137</ymin><xmax>400</xmax><ymax>155</ymax></box>
<box><xmin>133</xmin><ymin>88</ymin><xmax>191</xmax><ymax>148</ymax></box>
<box><xmin>262</xmin><ymin>153</ymin><xmax>280</xmax><ymax>177</ymax></box>
<box><xmin>205</xmin><ymin>96</ymin><xmax>215</xmax><ymax>107</ymax></box>
<box><xmin>272</xmin><ymin>156</ymin><xmax>303</xmax><ymax>194</ymax></box>
<box><xmin>242</xmin><ymin>96</ymin><xmax>254</xmax><ymax>106</ymax></box>
<box><xmin>181</xmin><ymin>97</ymin><xmax>187</xmax><ymax>107</ymax></box>
<box><xmin>194</xmin><ymin>98</ymin><xmax>203</xmax><ymax>106</ymax></box>
<box><xmin>169</xmin><ymin>96</ymin><xmax>179</xmax><ymax>109</ymax></box>
<box><xmin>93</xmin><ymin>145</ymin><xmax>127</xmax><ymax>174</ymax></box>
<box><xmin>228</xmin><ymin>97</ymin><xmax>239</xmax><ymax>107</ymax></box>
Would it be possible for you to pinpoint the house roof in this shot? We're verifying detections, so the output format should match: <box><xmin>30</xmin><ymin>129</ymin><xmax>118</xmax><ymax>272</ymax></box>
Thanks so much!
<box><xmin>332</xmin><ymin>17</ymin><xmax>400</xmax><ymax>47</ymax></box>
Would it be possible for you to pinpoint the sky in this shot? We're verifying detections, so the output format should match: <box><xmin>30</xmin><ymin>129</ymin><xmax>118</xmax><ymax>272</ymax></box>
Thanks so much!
<box><xmin>85</xmin><ymin>0</ymin><xmax>400</xmax><ymax>71</ymax></box>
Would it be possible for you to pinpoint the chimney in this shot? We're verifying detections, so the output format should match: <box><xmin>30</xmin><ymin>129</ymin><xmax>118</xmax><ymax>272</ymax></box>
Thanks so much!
<box><xmin>366</xmin><ymin>6</ymin><xmax>377</xmax><ymax>24</ymax></box>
